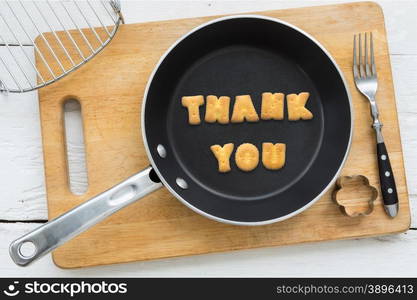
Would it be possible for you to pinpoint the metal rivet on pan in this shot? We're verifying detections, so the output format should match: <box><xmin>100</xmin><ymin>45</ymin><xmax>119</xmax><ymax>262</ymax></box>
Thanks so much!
<box><xmin>381</xmin><ymin>155</ymin><xmax>387</xmax><ymax>160</ymax></box>
<box><xmin>176</xmin><ymin>178</ymin><xmax>188</xmax><ymax>189</ymax></box>
<box><xmin>387</xmin><ymin>188</ymin><xmax>393</xmax><ymax>194</ymax></box>
<box><xmin>385</xmin><ymin>171</ymin><xmax>390</xmax><ymax>177</ymax></box>
<box><xmin>157</xmin><ymin>144</ymin><xmax>167</xmax><ymax>158</ymax></box>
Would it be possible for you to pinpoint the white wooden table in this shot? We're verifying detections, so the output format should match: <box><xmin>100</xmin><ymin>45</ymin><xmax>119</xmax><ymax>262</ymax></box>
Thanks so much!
<box><xmin>1</xmin><ymin>0</ymin><xmax>416</xmax><ymax>277</ymax></box>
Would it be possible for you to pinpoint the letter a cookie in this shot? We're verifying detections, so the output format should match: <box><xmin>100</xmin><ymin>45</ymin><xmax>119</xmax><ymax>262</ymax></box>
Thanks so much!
<box><xmin>231</xmin><ymin>95</ymin><xmax>259</xmax><ymax>123</ymax></box>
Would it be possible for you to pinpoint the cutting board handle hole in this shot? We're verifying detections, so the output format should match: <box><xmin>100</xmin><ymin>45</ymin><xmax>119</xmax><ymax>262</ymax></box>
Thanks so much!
<box><xmin>63</xmin><ymin>98</ymin><xmax>89</xmax><ymax>195</ymax></box>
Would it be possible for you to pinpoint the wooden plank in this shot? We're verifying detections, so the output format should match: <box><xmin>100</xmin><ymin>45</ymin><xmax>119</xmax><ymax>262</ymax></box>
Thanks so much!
<box><xmin>390</xmin><ymin>55</ymin><xmax>417</xmax><ymax>197</ymax></box>
<box><xmin>0</xmin><ymin>91</ymin><xmax>47</xmax><ymax>221</ymax></box>
<box><xmin>36</xmin><ymin>2</ymin><xmax>411</xmax><ymax>268</ymax></box>
<box><xmin>1</xmin><ymin>222</ymin><xmax>417</xmax><ymax>276</ymax></box>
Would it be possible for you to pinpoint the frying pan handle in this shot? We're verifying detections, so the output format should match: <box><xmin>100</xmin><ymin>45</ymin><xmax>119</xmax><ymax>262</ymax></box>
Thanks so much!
<box><xmin>9</xmin><ymin>167</ymin><xmax>162</xmax><ymax>266</ymax></box>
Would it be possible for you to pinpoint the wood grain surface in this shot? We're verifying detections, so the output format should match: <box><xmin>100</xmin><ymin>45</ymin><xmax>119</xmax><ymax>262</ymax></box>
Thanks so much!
<box><xmin>36</xmin><ymin>1</ymin><xmax>410</xmax><ymax>268</ymax></box>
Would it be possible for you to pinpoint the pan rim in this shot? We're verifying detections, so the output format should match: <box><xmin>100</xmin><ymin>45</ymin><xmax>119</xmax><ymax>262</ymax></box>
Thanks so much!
<box><xmin>141</xmin><ymin>14</ymin><xmax>354</xmax><ymax>226</ymax></box>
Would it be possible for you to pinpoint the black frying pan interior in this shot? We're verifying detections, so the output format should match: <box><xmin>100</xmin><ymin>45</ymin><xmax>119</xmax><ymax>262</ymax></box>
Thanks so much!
<box><xmin>144</xmin><ymin>17</ymin><xmax>351</xmax><ymax>223</ymax></box>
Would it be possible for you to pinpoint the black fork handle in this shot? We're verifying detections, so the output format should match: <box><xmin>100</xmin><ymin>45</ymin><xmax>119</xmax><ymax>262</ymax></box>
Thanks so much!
<box><xmin>376</xmin><ymin>141</ymin><xmax>399</xmax><ymax>216</ymax></box>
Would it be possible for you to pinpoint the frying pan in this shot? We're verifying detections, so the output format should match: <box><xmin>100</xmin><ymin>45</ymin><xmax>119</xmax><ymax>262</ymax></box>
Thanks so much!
<box><xmin>10</xmin><ymin>15</ymin><xmax>353</xmax><ymax>266</ymax></box>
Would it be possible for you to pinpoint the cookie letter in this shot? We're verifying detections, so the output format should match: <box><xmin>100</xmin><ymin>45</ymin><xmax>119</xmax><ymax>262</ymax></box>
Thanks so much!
<box><xmin>210</xmin><ymin>143</ymin><xmax>234</xmax><ymax>173</ymax></box>
<box><xmin>261</xmin><ymin>92</ymin><xmax>284</xmax><ymax>120</ymax></box>
<box><xmin>204</xmin><ymin>95</ymin><xmax>231</xmax><ymax>124</ymax></box>
<box><xmin>231</xmin><ymin>95</ymin><xmax>259</xmax><ymax>123</ymax></box>
<box><xmin>262</xmin><ymin>143</ymin><xmax>286</xmax><ymax>170</ymax></box>
<box><xmin>286</xmin><ymin>92</ymin><xmax>313</xmax><ymax>121</ymax></box>
<box><xmin>235</xmin><ymin>143</ymin><xmax>259</xmax><ymax>172</ymax></box>
<box><xmin>182</xmin><ymin>95</ymin><xmax>204</xmax><ymax>125</ymax></box>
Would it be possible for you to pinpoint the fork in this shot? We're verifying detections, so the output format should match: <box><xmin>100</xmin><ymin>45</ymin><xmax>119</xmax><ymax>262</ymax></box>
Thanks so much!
<box><xmin>353</xmin><ymin>32</ymin><xmax>398</xmax><ymax>217</ymax></box>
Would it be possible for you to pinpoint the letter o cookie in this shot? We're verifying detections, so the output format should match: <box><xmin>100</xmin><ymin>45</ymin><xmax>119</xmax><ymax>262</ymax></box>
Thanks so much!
<box><xmin>235</xmin><ymin>143</ymin><xmax>259</xmax><ymax>172</ymax></box>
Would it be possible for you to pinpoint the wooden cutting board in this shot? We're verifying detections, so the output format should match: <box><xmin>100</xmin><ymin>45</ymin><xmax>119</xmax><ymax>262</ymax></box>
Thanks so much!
<box><xmin>38</xmin><ymin>1</ymin><xmax>410</xmax><ymax>268</ymax></box>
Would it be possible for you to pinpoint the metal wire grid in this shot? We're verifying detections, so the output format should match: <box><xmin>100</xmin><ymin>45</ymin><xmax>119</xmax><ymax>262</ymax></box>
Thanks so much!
<box><xmin>0</xmin><ymin>0</ymin><xmax>124</xmax><ymax>93</ymax></box>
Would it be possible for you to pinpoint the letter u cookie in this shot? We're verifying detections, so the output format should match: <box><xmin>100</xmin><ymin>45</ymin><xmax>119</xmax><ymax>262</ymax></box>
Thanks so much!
<box><xmin>262</xmin><ymin>143</ymin><xmax>286</xmax><ymax>170</ymax></box>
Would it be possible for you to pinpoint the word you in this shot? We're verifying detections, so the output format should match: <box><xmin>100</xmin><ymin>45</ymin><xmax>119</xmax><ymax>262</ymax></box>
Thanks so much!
<box><xmin>181</xmin><ymin>92</ymin><xmax>313</xmax><ymax>125</ymax></box>
<box><xmin>211</xmin><ymin>142</ymin><xmax>286</xmax><ymax>173</ymax></box>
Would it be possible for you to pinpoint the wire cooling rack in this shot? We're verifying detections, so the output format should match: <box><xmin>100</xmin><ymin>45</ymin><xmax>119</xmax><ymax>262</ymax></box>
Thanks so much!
<box><xmin>0</xmin><ymin>0</ymin><xmax>124</xmax><ymax>93</ymax></box>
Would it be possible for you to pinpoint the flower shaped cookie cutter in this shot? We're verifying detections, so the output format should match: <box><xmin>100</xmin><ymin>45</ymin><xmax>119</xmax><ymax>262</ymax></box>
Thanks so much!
<box><xmin>333</xmin><ymin>175</ymin><xmax>378</xmax><ymax>217</ymax></box>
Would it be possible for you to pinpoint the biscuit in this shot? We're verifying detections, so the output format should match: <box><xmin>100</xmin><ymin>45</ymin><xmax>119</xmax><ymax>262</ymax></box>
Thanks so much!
<box><xmin>261</xmin><ymin>92</ymin><xmax>284</xmax><ymax>120</ymax></box>
<box><xmin>231</xmin><ymin>95</ymin><xmax>259</xmax><ymax>123</ymax></box>
<box><xmin>262</xmin><ymin>143</ymin><xmax>286</xmax><ymax>170</ymax></box>
<box><xmin>210</xmin><ymin>143</ymin><xmax>234</xmax><ymax>173</ymax></box>
<box><xmin>182</xmin><ymin>95</ymin><xmax>204</xmax><ymax>125</ymax></box>
<box><xmin>204</xmin><ymin>95</ymin><xmax>231</xmax><ymax>124</ymax></box>
<box><xmin>235</xmin><ymin>143</ymin><xmax>259</xmax><ymax>172</ymax></box>
<box><xmin>286</xmin><ymin>92</ymin><xmax>313</xmax><ymax>121</ymax></box>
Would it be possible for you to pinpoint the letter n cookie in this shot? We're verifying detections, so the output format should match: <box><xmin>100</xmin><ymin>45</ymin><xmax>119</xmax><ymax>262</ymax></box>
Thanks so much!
<box><xmin>231</xmin><ymin>95</ymin><xmax>259</xmax><ymax>123</ymax></box>
<box><xmin>261</xmin><ymin>92</ymin><xmax>284</xmax><ymax>120</ymax></box>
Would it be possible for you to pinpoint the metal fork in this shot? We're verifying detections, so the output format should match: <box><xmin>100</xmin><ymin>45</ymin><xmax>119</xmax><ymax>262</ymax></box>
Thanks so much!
<box><xmin>353</xmin><ymin>32</ymin><xmax>398</xmax><ymax>217</ymax></box>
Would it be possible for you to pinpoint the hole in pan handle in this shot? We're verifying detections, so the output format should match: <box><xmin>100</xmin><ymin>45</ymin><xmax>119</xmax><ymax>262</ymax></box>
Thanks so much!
<box><xmin>9</xmin><ymin>167</ymin><xmax>162</xmax><ymax>267</ymax></box>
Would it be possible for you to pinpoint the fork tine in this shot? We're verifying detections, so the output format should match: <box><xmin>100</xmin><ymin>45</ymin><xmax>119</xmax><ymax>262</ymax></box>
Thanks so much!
<box><xmin>353</xmin><ymin>34</ymin><xmax>359</xmax><ymax>78</ymax></box>
<box><xmin>364</xmin><ymin>33</ymin><xmax>368</xmax><ymax>70</ymax></box>
<box><xmin>358</xmin><ymin>33</ymin><xmax>362</xmax><ymax>68</ymax></box>
<box><xmin>365</xmin><ymin>32</ymin><xmax>371</xmax><ymax>77</ymax></box>
<box><xmin>370</xmin><ymin>32</ymin><xmax>376</xmax><ymax>75</ymax></box>
<box><xmin>358</xmin><ymin>33</ymin><xmax>365</xmax><ymax>78</ymax></box>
